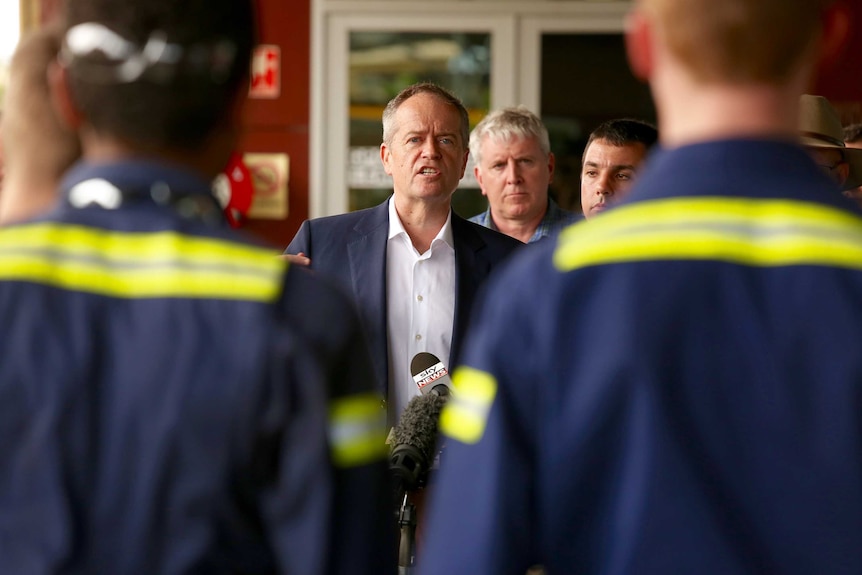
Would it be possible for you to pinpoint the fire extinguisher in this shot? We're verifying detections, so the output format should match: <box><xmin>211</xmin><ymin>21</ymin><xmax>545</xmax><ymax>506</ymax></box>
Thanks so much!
<box><xmin>212</xmin><ymin>151</ymin><xmax>254</xmax><ymax>227</ymax></box>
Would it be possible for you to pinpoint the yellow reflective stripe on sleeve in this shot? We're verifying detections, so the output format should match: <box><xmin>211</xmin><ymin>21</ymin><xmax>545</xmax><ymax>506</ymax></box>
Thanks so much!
<box><xmin>554</xmin><ymin>197</ymin><xmax>862</xmax><ymax>272</ymax></box>
<box><xmin>440</xmin><ymin>367</ymin><xmax>498</xmax><ymax>444</ymax></box>
<box><xmin>328</xmin><ymin>392</ymin><xmax>388</xmax><ymax>468</ymax></box>
<box><xmin>0</xmin><ymin>223</ymin><xmax>286</xmax><ymax>301</ymax></box>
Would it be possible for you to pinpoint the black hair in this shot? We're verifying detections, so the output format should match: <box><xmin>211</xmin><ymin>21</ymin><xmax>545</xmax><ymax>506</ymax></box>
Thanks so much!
<box><xmin>844</xmin><ymin>123</ymin><xmax>862</xmax><ymax>145</ymax></box>
<box><xmin>63</xmin><ymin>0</ymin><xmax>255</xmax><ymax>150</ymax></box>
<box><xmin>582</xmin><ymin>119</ymin><xmax>658</xmax><ymax>163</ymax></box>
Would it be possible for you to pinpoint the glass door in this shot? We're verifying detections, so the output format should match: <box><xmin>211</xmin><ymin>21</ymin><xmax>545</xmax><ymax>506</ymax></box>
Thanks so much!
<box><xmin>520</xmin><ymin>12</ymin><xmax>655</xmax><ymax>213</ymax></box>
<box><xmin>314</xmin><ymin>13</ymin><xmax>516</xmax><ymax>217</ymax></box>
<box><xmin>311</xmin><ymin>2</ymin><xmax>643</xmax><ymax>218</ymax></box>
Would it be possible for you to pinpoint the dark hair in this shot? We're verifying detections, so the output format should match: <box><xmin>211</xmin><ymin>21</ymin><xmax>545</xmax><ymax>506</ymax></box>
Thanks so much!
<box><xmin>63</xmin><ymin>0</ymin><xmax>255</xmax><ymax>150</ymax></box>
<box><xmin>844</xmin><ymin>123</ymin><xmax>862</xmax><ymax>145</ymax></box>
<box><xmin>582</xmin><ymin>119</ymin><xmax>658</xmax><ymax>163</ymax></box>
<box><xmin>382</xmin><ymin>82</ymin><xmax>470</xmax><ymax>149</ymax></box>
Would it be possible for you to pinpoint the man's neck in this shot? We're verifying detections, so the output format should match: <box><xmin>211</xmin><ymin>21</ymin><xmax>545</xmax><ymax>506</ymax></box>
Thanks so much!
<box><xmin>0</xmin><ymin>173</ymin><xmax>59</xmax><ymax>224</ymax></box>
<box><xmin>80</xmin><ymin>130</ymin><xmax>226</xmax><ymax>182</ymax></box>
<box><xmin>393</xmin><ymin>195</ymin><xmax>451</xmax><ymax>254</ymax></box>
<box><xmin>651</xmin><ymin>59</ymin><xmax>811</xmax><ymax>148</ymax></box>
<box><xmin>491</xmin><ymin>207</ymin><xmax>546</xmax><ymax>243</ymax></box>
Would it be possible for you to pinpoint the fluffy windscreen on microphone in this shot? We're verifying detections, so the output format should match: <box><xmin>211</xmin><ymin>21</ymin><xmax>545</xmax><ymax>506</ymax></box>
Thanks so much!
<box><xmin>389</xmin><ymin>393</ymin><xmax>447</xmax><ymax>492</ymax></box>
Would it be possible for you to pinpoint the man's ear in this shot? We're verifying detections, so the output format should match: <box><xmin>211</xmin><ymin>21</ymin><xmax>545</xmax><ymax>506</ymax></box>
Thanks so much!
<box><xmin>625</xmin><ymin>8</ymin><xmax>653</xmax><ymax>82</ymax></box>
<box><xmin>474</xmin><ymin>165</ymin><xmax>487</xmax><ymax>196</ymax></box>
<box><xmin>380</xmin><ymin>142</ymin><xmax>393</xmax><ymax>176</ymax></box>
<box><xmin>837</xmin><ymin>160</ymin><xmax>850</xmax><ymax>187</ymax></box>
<box><xmin>48</xmin><ymin>60</ymin><xmax>84</xmax><ymax>131</ymax></box>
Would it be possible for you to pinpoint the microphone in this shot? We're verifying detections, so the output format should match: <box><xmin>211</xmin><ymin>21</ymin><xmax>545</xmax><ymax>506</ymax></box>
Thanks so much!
<box><xmin>391</xmin><ymin>353</ymin><xmax>452</xmax><ymax>574</ymax></box>
<box><xmin>410</xmin><ymin>352</ymin><xmax>452</xmax><ymax>397</ymax></box>
<box><xmin>389</xmin><ymin>392</ymin><xmax>447</xmax><ymax>494</ymax></box>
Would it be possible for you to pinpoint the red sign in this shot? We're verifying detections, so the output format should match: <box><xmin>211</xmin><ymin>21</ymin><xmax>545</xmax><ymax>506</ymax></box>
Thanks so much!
<box><xmin>250</xmin><ymin>45</ymin><xmax>281</xmax><ymax>99</ymax></box>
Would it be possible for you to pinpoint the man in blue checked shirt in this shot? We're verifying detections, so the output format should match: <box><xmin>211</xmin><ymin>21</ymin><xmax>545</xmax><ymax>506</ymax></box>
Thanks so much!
<box><xmin>420</xmin><ymin>0</ymin><xmax>862</xmax><ymax>573</ymax></box>
<box><xmin>468</xmin><ymin>106</ymin><xmax>579</xmax><ymax>243</ymax></box>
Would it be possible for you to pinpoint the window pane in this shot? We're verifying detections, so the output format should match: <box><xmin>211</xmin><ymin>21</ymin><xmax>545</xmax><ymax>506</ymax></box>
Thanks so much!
<box><xmin>540</xmin><ymin>33</ymin><xmax>656</xmax><ymax>214</ymax></box>
<box><xmin>348</xmin><ymin>31</ymin><xmax>491</xmax><ymax>217</ymax></box>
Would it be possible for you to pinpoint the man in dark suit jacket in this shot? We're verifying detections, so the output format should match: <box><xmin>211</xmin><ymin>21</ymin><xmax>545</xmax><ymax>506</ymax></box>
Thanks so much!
<box><xmin>286</xmin><ymin>82</ymin><xmax>522</xmax><ymax>421</ymax></box>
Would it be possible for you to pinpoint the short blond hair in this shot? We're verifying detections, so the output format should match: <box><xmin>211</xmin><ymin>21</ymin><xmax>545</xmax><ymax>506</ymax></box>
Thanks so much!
<box><xmin>2</xmin><ymin>24</ymin><xmax>81</xmax><ymax>180</ymax></box>
<box><xmin>644</xmin><ymin>0</ymin><xmax>828</xmax><ymax>83</ymax></box>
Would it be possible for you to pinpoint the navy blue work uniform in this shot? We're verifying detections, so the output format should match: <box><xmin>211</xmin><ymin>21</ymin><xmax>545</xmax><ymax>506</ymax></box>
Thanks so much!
<box><xmin>420</xmin><ymin>140</ymin><xmax>862</xmax><ymax>574</ymax></box>
<box><xmin>0</xmin><ymin>161</ymin><xmax>394</xmax><ymax>575</ymax></box>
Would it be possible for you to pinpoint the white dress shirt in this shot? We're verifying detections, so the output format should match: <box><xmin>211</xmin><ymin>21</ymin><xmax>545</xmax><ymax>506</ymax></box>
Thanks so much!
<box><xmin>386</xmin><ymin>198</ymin><xmax>456</xmax><ymax>423</ymax></box>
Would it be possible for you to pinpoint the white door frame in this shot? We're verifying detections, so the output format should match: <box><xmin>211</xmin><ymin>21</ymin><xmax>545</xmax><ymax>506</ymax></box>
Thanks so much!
<box><xmin>311</xmin><ymin>1</ymin><xmax>631</xmax><ymax>218</ymax></box>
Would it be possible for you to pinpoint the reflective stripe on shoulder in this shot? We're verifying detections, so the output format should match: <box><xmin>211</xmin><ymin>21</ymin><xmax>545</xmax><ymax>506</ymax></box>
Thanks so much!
<box><xmin>554</xmin><ymin>197</ymin><xmax>862</xmax><ymax>272</ymax></box>
<box><xmin>440</xmin><ymin>367</ymin><xmax>497</xmax><ymax>445</ymax></box>
<box><xmin>328</xmin><ymin>392</ymin><xmax>388</xmax><ymax>468</ymax></box>
<box><xmin>0</xmin><ymin>223</ymin><xmax>286</xmax><ymax>301</ymax></box>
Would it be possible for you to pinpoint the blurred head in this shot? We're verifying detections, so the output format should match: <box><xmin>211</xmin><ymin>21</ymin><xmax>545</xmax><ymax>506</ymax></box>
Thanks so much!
<box><xmin>0</xmin><ymin>115</ymin><xmax>4</xmax><ymax>191</ymax></box>
<box><xmin>3</xmin><ymin>25</ymin><xmax>81</xmax><ymax>183</ymax></box>
<box><xmin>60</xmin><ymin>0</ymin><xmax>255</xmax><ymax>168</ymax></box>
<box><xmin>470</xmin><ymin>107</ymin><xmax>554</xmax><ymax>225</ymax></box>
<box><xmin>635</xmin><ymin>0</ymin><xmax>831</xmax><ymax>84</ymax></box>
<box><xmin>799</xmin><ymin>94</ymin><xmax>862</xmax><ymax>192</ymax></box>
<box><xmin>842</xmin><ymin>123</ymin><xmax>862</xmax><ymax>206</ymax></box>
<box><xmin>380</xmin><ymin>83</ymin><xmax>470</xmax><ymax>205</ymax></box>
<box><xmin>844</xmin><ymin>123</ymin><xmax>862</xmax><ymax>148</ymax></box>
<box><xmin>580</xmin><ymin>119</ymin><xmax>657</xmax><ymax>218</ymax></box>
<box><xmin>0</xmin><ymin>25</ymin><xmax>82</xmax><ymax>222</ymax></box>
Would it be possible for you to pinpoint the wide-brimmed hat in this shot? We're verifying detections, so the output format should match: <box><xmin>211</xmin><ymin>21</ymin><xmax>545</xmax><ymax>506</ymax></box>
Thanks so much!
<box><xmin>799</xmin><ymin>94</ymin><xmax>862</xmax><ymax>191</ymax></box>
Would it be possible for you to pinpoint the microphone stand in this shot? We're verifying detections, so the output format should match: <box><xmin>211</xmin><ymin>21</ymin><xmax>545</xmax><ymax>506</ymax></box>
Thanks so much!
<box><xmin>397</xmin><ymin>491</ymin><xmax>417</xmax><ymax>574</ymax></box>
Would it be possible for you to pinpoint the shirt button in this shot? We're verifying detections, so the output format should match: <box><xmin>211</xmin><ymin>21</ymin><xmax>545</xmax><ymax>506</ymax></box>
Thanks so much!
<box><xmin>417</xmin><ymin>295</ymin><xmax>423</xmax><ymax>302</ymax></box>
<box><xmin>415</xmin><ymin>334</ymin><xmax>422</xmax><ymax>341</ymax></box>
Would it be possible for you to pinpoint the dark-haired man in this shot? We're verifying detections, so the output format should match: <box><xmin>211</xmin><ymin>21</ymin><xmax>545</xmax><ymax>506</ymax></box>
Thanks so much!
<box><xmin>798</xmin><ymin>94</ymin><xmax>862</xmax><ymax>206</ymax></box>
<box><xmin>845</xmin><ymin>122</ymin><xmax>862</xmax><ymax>149</ymax></box>
<box><xmin>580</xmin><ymin>118</ymin><xmax>657</xmax><ymax>218</ymax></box>
<box><xmin>843</xmin><ymin>120</ymin><xmax>862</xmax><ymax>205</ymax></box>
<box><xmin>0</xmin><ymin>1</ymin><xmax>392</xmax><ymax>573</ymax></box>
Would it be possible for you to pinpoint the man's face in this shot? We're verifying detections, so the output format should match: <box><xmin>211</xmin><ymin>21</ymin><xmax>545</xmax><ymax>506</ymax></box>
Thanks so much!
<box><xmin>380</xmin><ymin>92</ymin><xmax>469</xmax><ymax>205</ymax></box>
<box><xmin>580</xmin><ymin>139</ymin><xmax>647</xmax><ymax>218</ymax></box>
<box><xmin>474</xmin><ymin>134</ymin><xmax>554</xmax><ymax>223</ymax></box>
<box><xmin>807</xmin><ymin>147</ymin><xmax>849</xmax><ymax>187</ymax></box>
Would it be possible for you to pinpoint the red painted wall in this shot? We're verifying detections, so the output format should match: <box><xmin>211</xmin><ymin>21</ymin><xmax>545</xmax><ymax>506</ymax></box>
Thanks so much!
<box><xmin>240</xmin><ymin>0</ymin><xmax>310</xmax><ymax>249</ymax></box>
<box><xmin>815</xmin><ymin>0</ymin><xmax>862</xmax><ymax>122</ymax></box>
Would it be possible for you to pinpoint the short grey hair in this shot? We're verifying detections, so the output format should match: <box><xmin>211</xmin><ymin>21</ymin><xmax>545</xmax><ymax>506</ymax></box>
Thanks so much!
<box><xmin>469</xmin><ymin>106</ymin><xmax>550</xmax><ymax>166</ymax></box>
<box><xmin>381</xmin><ymin>82</ymin><xmax>469</xmax><ymax>147</ymax></box>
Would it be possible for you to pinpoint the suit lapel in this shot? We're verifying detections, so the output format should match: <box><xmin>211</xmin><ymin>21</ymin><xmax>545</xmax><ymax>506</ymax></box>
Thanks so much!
<box><xmin>348</xmin><ymin>201</ymin><xmax>391</xmax><ymax>396</ymax></box>
<box><xmin>451</xmin><ymin>214</ymin><xmax>488</xmax><ymax>369</ymax></box>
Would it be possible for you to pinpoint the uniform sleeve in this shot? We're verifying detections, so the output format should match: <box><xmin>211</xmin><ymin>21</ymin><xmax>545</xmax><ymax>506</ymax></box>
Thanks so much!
<box><xmin>280</xmin><ymin>266</ymin><xmax>397</xmax><ymax>575</ymax></box>
<box><xmin>251</xmin><ymin>331</ymin><xmax>335</xmax><ymax>575</ymax></box>
<box><xmin>419</xmin><ymin>252</ymin><xmax>542</xmax><ymax>575</ymax></box>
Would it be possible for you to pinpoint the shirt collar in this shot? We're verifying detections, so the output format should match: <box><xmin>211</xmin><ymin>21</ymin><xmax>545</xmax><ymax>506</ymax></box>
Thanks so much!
<box><xmin>387</xmin><ymin>196</ymin><xmax>455</xmax><ymax>248</ymax></box>
<box><xmin>60</xmin><ymin>159</ymin><xmax>215</xmax><ymax>199</ymax></box>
